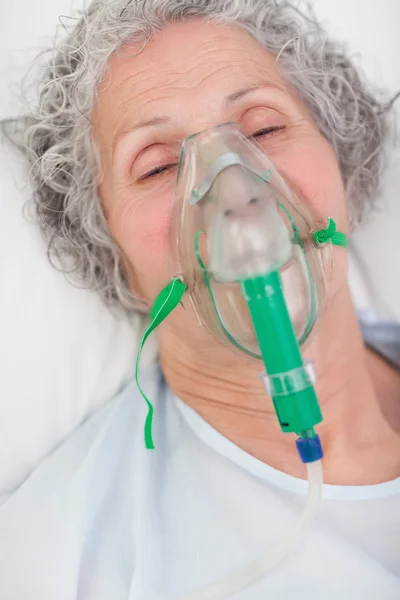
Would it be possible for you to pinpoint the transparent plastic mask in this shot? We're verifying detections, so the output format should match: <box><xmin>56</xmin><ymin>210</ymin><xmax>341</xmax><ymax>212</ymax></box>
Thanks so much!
<box><xmin>168</xmin><ymin>123</ymin><xmax>332</xmax><ymax>358</ymax></box>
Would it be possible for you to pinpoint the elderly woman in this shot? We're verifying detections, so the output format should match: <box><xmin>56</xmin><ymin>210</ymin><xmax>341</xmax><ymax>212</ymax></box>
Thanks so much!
<box><xmin>1</xmin><ymin>0</ymin><xmax>399</xmax><ymax>598</ymax></box>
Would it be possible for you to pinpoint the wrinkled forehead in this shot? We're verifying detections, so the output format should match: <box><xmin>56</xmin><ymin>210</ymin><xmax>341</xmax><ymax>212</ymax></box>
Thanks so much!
<box><xmin>92</xmin><ymin>19</ymin><xmax>295</xmax><ymax>139</ymax></box>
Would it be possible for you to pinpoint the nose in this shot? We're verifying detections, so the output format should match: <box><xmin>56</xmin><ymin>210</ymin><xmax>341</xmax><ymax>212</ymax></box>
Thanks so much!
<box><xmin>224</xmin><ymin>196</ymin><xmax>261</xmax><ymax>218</ymax></box>
<box><xmin>216</xmin><ymin>166</ymin><xmax>263</xmax><ymax>216</ymax></box>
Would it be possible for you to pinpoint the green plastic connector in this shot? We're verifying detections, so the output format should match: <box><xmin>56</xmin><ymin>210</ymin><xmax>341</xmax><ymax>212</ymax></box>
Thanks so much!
<box><xmin>241</xmin><ymin>272</ymin><xmax>322</xmax><ymax>434</ymax></box>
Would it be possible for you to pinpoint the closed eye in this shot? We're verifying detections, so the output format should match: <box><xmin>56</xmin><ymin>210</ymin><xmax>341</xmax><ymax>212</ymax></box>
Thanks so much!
<box><xmin>252</xmin><ymin>125</ymin><xmax>286</xmax><ymax>138</ymax></box>
<box><xmin>138</xmin><ymin>163</ymin><xmax>177</xmax><ymax>182</ymax></box>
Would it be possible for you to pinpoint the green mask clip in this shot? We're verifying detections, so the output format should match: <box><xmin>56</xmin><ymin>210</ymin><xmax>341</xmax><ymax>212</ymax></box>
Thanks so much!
<box><xmin>136</xmin><ymin>277</ymin><xmax>187</xmax><ymax>449</ymax></box>
<box><xmin>314</xmin><ymin>217</ymin><xmax>348</xmax><ymax>248</ymax></box>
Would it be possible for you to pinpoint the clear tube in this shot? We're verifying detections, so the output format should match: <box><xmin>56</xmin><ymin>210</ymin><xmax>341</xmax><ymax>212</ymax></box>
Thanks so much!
<box><xmin>180</xmin><ymin>460</ymin><xmax>323</xmax><ymax>600</ymax></box>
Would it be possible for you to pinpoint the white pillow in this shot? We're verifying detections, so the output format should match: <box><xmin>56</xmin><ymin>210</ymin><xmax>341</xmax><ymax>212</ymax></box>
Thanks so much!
<box><xmin>349</xmin><ymin>146</ymin><xmax>400</xmax><ymax>323</ymax></box>
<box><xmin>0</xmin><ymin>1</ymin><xmax>148</xmax><ymax>495</ymax></box>
<box><xmin>0</xmin><ymin>138</ymin><xmax>143</xmax><ymax>494</ymax></box>
<box><xmin>310</xmin><ymin>0</ymin><xmax>400</xmax><ymax>322</ymax></box>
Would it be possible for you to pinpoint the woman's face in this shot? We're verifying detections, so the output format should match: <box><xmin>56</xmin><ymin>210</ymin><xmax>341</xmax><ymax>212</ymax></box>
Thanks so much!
<box><xmin>93</xmin><ymin>19</ymin><xmax>348</xmax><ymax>348</ymax></box>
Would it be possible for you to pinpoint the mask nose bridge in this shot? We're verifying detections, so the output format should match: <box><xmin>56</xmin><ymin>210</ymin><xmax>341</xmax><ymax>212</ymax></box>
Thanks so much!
<box><xmin>193</xmin><ymin>162</ymin><xmax>260</xmax><ymax>207</ymax></box>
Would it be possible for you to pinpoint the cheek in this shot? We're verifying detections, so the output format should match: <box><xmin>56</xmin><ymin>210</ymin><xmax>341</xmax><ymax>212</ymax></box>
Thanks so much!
<box><xmin>106</xmin><ymin>183</ymin><xmax>174</xmax><ymax>298</ymax></box>
<box><xmin>274</xmin><ymin>134</ymin><xmax>348</xmax><ymax>231</ymax></box>
<box><xmin>270</xmin><ymin>133</ymin><xmax>349</xmax><ymax>300</ymax></box>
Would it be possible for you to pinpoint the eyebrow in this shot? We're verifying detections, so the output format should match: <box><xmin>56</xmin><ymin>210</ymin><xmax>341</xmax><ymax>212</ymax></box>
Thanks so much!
<box><xmin>112</xmin><ymin>116</ymin><xmax>171</xmax><ymax>152</ymax></box>
<box><xmin>128</xmin><ymin>116</ymin><xmax>172</xmax><ymax>131</ymax></box>
<box><xmin>226</xmin><ymin>84</ymin><xmax>273</xmax><ymax>104</ymax></box>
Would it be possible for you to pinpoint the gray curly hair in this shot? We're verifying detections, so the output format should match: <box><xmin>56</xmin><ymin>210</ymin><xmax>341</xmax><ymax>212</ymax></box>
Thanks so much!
<box><xmin>5</xmin><ymin>0</ymin><xmax>396</xmax><ymax>309</ymax></box>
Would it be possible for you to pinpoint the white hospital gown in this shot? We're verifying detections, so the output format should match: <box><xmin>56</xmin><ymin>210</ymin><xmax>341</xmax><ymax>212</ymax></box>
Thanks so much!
<box><xmin>0</xmin><ymin>324</ymin><xmax>399</xmax><ymax>600</ymax></box>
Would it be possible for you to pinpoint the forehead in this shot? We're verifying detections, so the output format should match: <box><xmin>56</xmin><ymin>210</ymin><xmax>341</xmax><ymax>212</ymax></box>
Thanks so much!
<box><xmin>93</xmin><ymin>19</ymin><xmax>290</xmax><ymax>135</ymax></box>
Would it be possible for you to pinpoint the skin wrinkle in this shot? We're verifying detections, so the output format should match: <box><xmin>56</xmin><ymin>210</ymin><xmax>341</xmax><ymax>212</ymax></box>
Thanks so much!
<box><xmin>112</xmin><ymin>85</ymin><xmax>294</xmax><ymax>162</ymax></box>
<box><xmin>105</xmin><ymin>32</ymin><xmax>290</xmax><ymax>139</ymax></box>
<box><xmin>110</xmin><ymin>97</ymin><xmax>305</xmax><ymax>190</ymax></box>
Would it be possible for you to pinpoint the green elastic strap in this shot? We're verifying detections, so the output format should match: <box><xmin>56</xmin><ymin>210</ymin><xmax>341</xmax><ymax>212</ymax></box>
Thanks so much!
<box><xmin>313</xmin><ymin>217</ymin><xmax>348</xmax><ymax>248</ymax></box>
<box><xmin>136</xmin><ymin>277</ymin><xmax>187</xmax><ymax>450</ymax></box>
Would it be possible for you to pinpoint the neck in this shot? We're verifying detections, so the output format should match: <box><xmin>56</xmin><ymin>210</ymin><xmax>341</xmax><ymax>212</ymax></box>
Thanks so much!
<box><xmin>158</xmin><ymin>286</ymin><xmax>400</xmax><ymax>485</ymax></box>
